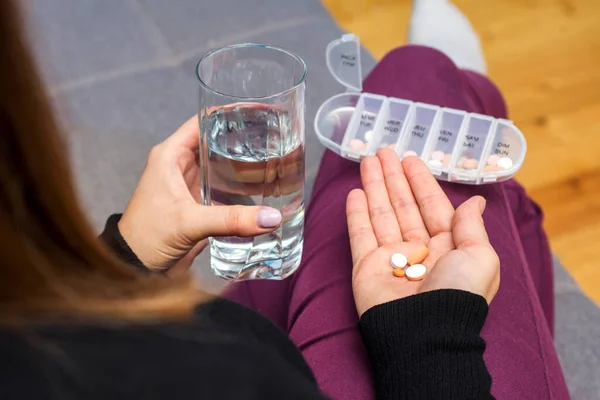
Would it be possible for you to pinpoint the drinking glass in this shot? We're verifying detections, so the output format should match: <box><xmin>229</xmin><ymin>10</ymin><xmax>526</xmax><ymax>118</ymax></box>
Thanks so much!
<box><xmin>196</xmin><ymin>44</ymin><xmax>307</xmax><ymax>281</ymax></box>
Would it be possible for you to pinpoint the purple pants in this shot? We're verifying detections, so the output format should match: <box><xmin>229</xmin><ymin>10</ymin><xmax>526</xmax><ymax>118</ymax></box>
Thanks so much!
<box><xmin>225</xmin><ymin>46</ymin><xmax>570</xmax><ymax>399</ymax></box>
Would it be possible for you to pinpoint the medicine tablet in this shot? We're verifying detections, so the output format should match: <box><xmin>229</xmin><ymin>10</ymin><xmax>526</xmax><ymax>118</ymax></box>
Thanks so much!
<box><xmin>486</xmin><ymin>154</ymin><xmax>500</xmax><ymax>166</ymax></box>
<box><xmin>431</xmin><ymin>150</ymin><xmax>445</xmax><ymax>161</ymax></box>
<box><xmin>462</xmin><ymin>158</ymin><xmax>479</xmax><ymax>170</ymax></box>
<box><xmin>457</xmin><ymin>156</ymin><xmax>466</xmax><ymax>169</ymax></box>
<box><xmin>403</xmin><ymin>150</ymin><xmax>418</xmax><ymax>158</ymax></box>
<box><xmin>497</xmin><ymin>157</ymin><xmax>513</xmax><ymax>169</ymax></box>
<box><xmin>326</xmin><ymin>113</ymin><xmax>341</xmax><ymax>126</ymax></box>
<box><xmin>407</xmin><ymin>246</ymin><xmax>429</xmax><ymax>266</ymax></box>
<box><xmin>405</xmin><ymin>264</ymin><xmax>427</xmax><ymax>281</ymax></box>
<box><xmin>484</xmin><ymin>165</ymin><xmax>503</xmax><ymax>172</ymax></box>
<box><xmin>390</xmin><ymin>253</ymin><xmax>408</xmax><ymax>269</ymax></box>
<box><xmin>442</xmin><ymin>153</ymin><xmax>452</xmax><ymax>167</ymax></box>
<box><xmin>364</xmin><ymin>130</ymin><xmax>374</xmax><ymax>142</ymax></box>
<box><xmin>392</xmin><ymin>268</ymin><xmax>406</xmax><ymax>277</ymax></box>
<box><xmin>350</xmin><ymin>139</ymin><xmax>366</xmax><ymax>150</ymax></box>
<box><xmin>428</xmin><ymin>159</ymin><xmax>443</xmax><ymax>167</ymax></box>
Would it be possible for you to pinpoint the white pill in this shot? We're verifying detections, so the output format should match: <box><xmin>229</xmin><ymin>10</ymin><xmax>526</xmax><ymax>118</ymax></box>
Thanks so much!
<box><xmin>428</xmin><ymin>159</ymin><xmax>443</xmax><ymax>167</ymax></box>
<box><xmin>431</xmin><ymin>150</ymin><xmax>445</xmax><ymax>161</ymax></box>
<box><xmin>486</xmin><ymin>154</ymin><xmax>500</xmax><ymax>166</ymax></box>
<box><xmin>405</xmin><ymin>264</ymin><xmax>427</xmax><ymax>281</ymax></box>
<box><xmin>403</xmin><ymin>150</ymin><xmax>418</xmax><ymax>158</ymax></box>
<box><xmin>497</xmin><ymin>157</ymin><xmax>514</xmax><ymax>169</ymax></box>
<box><xmin>364</xmin><ymin>130</ymin><xmax>374</xmax><ymax>142</ymax></box>
<box><xmin>390</xmin><ymin>253</ymin><xmax>408</xmax><ymax>269</ymax></box>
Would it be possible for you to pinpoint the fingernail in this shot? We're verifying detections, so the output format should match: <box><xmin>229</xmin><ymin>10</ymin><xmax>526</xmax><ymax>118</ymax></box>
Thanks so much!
<box><xmin>257</xmin><ymin>208</ymin><xmax>282</xmax><ymax>228</ymax></box>
<box><xmin>478</xmin><ymin>197</ymin><xmax>487</xmax><ymax>214</ymax></box>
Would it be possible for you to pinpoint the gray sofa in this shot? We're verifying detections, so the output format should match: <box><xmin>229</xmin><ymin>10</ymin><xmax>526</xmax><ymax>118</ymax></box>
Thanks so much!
<box><xmin>27</xmin><ymin>0</ymin><xmax>599</xmax><ymax>398</ymax></box>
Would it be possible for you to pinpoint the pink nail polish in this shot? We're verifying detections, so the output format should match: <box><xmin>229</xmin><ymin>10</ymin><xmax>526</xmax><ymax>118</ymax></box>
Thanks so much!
<box><xmin>257</xmin><ymin>208</ymin><xmax>282</xmax><ymax>228</ymax></box>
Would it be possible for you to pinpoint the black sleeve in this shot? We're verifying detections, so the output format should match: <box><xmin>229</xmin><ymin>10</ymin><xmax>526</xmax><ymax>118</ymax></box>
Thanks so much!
<box><xmin>99</xmin><ymin>213</ymin><xmax>148</xmax><ymax>273</ymax></box>
<box><xmin>359</xmin><ymin>289</ymin><xmax>494</xmax><ymax>400</ymax></box>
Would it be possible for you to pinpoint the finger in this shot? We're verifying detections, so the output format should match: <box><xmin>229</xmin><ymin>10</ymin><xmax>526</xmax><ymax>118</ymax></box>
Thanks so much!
<box><xmin>163</xmin><ymin>115</ymin><xmax>199</xmax><ymax>150</ymax></box>
<box><xmin>452</xmin><ymin>196</ymin><xmax>490</xmax><ymax>249</ymax></box>
<box><xmin>166</xmin><ymin>240</ymin><xmax>208</xmax><ymax>278</ymax></box>
<box><xmin>377</xmin><ymin>148</ymin><xmax>430</xmax><ymax>242</ymax></box>
<box><xmin>360</xmin><ymin>156</ymin><xmax>402</xmax><ymax>245</ymax></box>
<box><xmin>346</xmin><ymin>189</ymin><xmax>378</xmax><ymax>264</ymax></box>
<box><xmin>402</xmin><ymin>156</ymin><xmax>454</xmax><ymax>236</ymax></box>
<box><xmin>182</xmin><ymin>205</ymin><xmax>281</xmax><ymax>240</ymax></box>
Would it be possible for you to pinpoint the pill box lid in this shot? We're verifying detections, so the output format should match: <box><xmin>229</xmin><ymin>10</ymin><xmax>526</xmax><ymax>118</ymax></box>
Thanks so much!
<box><xmin>326</xmin><ymin>33</ymin><xmax>363</xmax><ymax>92</ymax></box>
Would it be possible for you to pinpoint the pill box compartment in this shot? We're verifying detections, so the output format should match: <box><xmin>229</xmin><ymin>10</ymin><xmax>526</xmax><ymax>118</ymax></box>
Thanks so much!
<box><xmin>480</xmin><ymin>120</ymin><xmax>526</xmax><ymax>183</ymax></box>
<box><xmin>371</xmin><ymin>99</ymin><xmax>412</xmax><ymax>152</ymax></box>
<box><xmin>422</xmin><ymin>108</ymin><xmax>467</xmax><ymax>178</ymax></box>
<box><xmin>340</xmin><ymin>93</ymin><xmax>386</xmax><ymax>160</ymax></box>
<box><xmin>396</xmin><ymin>103</ymin><xmax>439</xmax><ymax>158</ymax></box>
<box><xmin>313</xmin><ymin>33</ymin><xmax>527</xmax><ymax>185</ymax></box>
<box><xmin>314</xmin><ymin>93</ymin><xmax>362</xmax><ymax>155</ymax></box>
<box><xmin>449</xmin><ymin>114</ymin><xmax>494</xmax><ymax>183</ymax></box>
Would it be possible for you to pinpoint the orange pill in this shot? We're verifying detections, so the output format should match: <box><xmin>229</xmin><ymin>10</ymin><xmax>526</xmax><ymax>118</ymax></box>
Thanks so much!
<box><xmin>407</xmin><ymin>246</ymin><xmax>429</xmax><ymax>266</ymax></box>
<box><xmin>462</xmin><ymin>158</ymin><xmax>479</xmax><ymax>170</ymax></box>
<box><xmin>349</xmin><ymin>139</ymin><xmax>366</xmax><ymax>150</ymax></box>
<box><xmin>484</xmin><ymin>165</ymin><xmax>503</xmax><ymax>172</ymax></box>
<box><xmin>392</xmin><ymin>268</ymin><xmax>406</xmax><ymax>277</ymax></box>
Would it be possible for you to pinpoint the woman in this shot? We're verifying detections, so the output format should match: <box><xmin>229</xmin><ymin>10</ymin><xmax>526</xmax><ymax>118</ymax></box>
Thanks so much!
<box><xmin>0</xmin><ymin>0</ymin><xmax>570</xmax><ymax>399</ymax></box>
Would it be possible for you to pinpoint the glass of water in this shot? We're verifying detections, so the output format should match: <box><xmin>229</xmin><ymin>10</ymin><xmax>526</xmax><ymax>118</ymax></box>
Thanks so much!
<box><xmin>196</xmin><ymin>44</ymin><xmax>307</xmax><ymax>281</ymax></box>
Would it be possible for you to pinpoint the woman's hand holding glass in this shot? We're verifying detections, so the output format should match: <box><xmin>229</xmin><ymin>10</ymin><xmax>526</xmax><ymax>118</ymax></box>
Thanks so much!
<box><xmin>118</xmin><ymin>116</ymin><xmax>282</xmax><ymax>276</ymax></box>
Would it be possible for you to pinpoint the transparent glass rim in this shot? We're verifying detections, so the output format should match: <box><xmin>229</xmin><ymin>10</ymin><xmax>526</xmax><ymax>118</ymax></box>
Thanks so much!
<box><xmin>195</xmin><ymin>43</ymin><xmax>307</xmax><ymax>101</ymax></box>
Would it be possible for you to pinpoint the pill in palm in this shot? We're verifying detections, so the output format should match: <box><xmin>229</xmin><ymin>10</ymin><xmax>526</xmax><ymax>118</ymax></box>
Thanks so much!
<box><xmin>364</xmin><ymin>130</ymin><xmax>374</xmax><ymax>142</ymax></box>
<box><xmin>497</xmin><ymin>157</ymin><xmax>513</xmax><ymax>169</ymax></box>
<box><xmin>407</xmin><ymin>246</ymin><xmax>429</xmax><ymax>265</ymax></box>
<box><xmin>405</xmin><ymin>264</ymin><xmax>427</xmax><ymax>281</ymax></box>
<box><xmin>392</xmin><ymin>268</ymin><xmax>406</xmax><ymax>277</ymax></box>
<box><xmin>390</xmin><ymin>253</ymin><xmax>408</xmax><ymax>269</ymax></box>
<box><xmin>350</xmin><ymin>139</ymin><xmax>366</xmax><ymax>150</ymax></box>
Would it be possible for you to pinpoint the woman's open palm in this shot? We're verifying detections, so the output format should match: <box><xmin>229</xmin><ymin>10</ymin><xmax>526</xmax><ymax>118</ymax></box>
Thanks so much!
<box><xmin>346</xmin><ymin>149</ymin><xmax>500</xmax><ymax>316</ymax></box>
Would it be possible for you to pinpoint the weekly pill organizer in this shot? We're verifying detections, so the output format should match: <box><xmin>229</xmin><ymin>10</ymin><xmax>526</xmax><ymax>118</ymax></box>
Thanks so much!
<box><xmin>314</xmin><ymin>34</ymin><xmax>527</xmax><ymax>185</ymax></box>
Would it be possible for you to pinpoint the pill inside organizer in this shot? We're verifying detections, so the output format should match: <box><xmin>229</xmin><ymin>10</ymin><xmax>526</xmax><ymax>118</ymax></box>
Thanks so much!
<box><xmin>313</xmin><ymin>33</ymin><xmax>527</xmax><ymax>185</ymax></box>
<box><xmin>341</xmin><ymin>94</ymin><xmax>386</xmax><ymax>160</ymax></box>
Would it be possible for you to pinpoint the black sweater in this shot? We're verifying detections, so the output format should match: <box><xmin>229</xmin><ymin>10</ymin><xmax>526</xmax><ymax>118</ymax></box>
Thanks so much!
<box><xmin>0</xmin><ymin>216</ymin><xmax>493</xmax><ymax>399</ymax></box>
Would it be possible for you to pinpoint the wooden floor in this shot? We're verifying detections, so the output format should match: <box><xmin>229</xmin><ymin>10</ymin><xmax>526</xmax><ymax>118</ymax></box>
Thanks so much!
<box><xmin>322</xmin><ymin>0</ymin><xmax>600</xmax><ymax>303</ymax></box>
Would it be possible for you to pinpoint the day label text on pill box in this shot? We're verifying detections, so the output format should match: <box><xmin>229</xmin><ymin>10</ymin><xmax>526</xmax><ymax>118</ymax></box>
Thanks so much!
<box><xmin>438</xmin><ymin>129</ymin><xmax>454</xmax><ymax>143</ymax></box>
<box><xmin>359</xmin><ymin>113</ymin><xmax>375</xmax><ymax>129</ymax></box>
<box><xmin>493</xmin><ymin>141</ymin><xmax>510</xmax><ymax>156</ymax></box>
<box><xmin>341</xmin><ymin>54</ymin><xmax>356</xmax><ymax>67</ymax></box>
<box><xmin>412</xmin><ymin>124</ymin><xmax>427</xmax><ymax>139</ymax></box>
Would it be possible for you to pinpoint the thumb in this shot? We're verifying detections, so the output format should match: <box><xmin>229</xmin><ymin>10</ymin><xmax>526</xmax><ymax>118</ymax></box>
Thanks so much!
<box><xmin>452</xmin><ymin>196</ymin><xmax>489</xmax><ymax>249</ymax></box>
<box><xmin>182</xmin><ymin>205</ymin><xmax>282</xmax><ymax>241</ymax></box>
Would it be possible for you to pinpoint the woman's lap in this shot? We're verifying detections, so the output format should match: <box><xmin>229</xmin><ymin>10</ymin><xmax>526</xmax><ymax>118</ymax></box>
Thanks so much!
<box><xmin>224</xmin><ymin>46</ymin><xmax>569</xmax><ymax>399</ymax></box>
